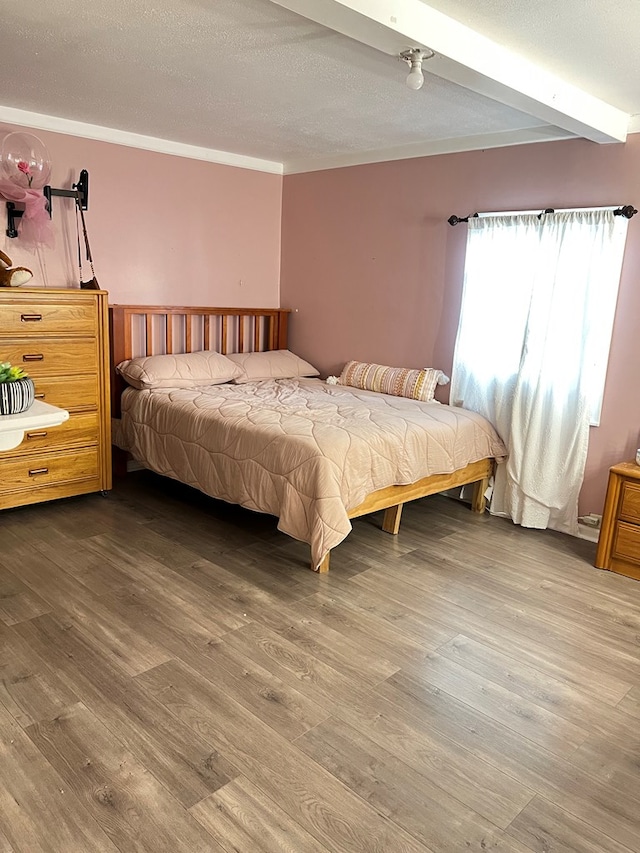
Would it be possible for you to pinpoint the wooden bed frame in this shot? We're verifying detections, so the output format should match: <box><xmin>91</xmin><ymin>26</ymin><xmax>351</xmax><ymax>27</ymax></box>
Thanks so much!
<box><xmin>109</xmin><ymin>304</ymin><xmax>493</xmax><ymax>572</ymax></box>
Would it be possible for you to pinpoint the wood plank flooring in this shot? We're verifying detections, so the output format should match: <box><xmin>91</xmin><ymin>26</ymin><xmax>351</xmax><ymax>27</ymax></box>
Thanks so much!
<box><xmin>1</xmin><ymin>471</ymin><xmax>639</xmax><ymax>852</ymax></box>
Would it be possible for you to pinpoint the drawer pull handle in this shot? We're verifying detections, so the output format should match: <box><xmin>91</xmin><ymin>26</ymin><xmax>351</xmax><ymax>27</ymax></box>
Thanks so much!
<box><xmin>26</xmin><ymin>431</ymin><xmax>48</xmax><ymax>439</ymax></box>
<box><xmin>22</xmin><ymin>353</ymin><xmax>44</xmax><ymax>362</ymax></box>
<box><xmin>34</xmin><ymin>392</ymin><xmax>46</xmax><ymax>400</ymax></box>
<box><xmin>28</xmin><ymin>467</ymin><xmax>49</xmax><ymax>476</ymax></box>
<box><xmin>21</xmin><ymin>313</ymin><xmax>42</xmax><ymax>322</ymax></box>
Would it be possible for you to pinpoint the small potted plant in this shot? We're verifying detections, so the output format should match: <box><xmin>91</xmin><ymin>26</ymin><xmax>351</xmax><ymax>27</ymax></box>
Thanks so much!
<box><xmin>0</xmin><ymin>362</ymin><xmax>35</xmax><ymax>415</ymax></box>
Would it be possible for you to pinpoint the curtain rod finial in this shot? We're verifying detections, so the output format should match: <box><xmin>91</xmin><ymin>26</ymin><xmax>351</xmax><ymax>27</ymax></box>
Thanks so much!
<box><xmin>448</xmin><ymin>212</ymin><xmax>478</xmax><ymax>226</ymax></box>
<box><xmin>615</xmin><ymin>204</ymin><xmax>637</xmax><ymax>219</ymax></box>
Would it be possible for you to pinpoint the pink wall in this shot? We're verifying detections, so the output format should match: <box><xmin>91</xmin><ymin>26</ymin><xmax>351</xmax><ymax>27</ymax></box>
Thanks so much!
<box><xmin>0</xmin><ymin>123</ymin><xmax>282</xmax><ymax>307</ymax></box>
<box><xmin>280</xmin><ymin>136</ymin><xmax>640</xmax><ymax>515</ymax></box>
<box><xmin>3</xmin><ymin>121</ymin><xmax>638</xmax><ymax>515</ymax></box>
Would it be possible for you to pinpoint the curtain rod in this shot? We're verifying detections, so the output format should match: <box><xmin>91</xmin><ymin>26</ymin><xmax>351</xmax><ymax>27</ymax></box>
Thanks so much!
<box><xmin>447</xmin><ymin>204</ymin><xmax>638</xmax><ymax>226</ymax></box>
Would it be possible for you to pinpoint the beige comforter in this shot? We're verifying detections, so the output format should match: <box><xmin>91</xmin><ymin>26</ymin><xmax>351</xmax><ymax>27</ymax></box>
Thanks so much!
<box><xmin>116</xmin><ymin>378</ymin><xmax>507</xmax><ymax>567</ymax></box>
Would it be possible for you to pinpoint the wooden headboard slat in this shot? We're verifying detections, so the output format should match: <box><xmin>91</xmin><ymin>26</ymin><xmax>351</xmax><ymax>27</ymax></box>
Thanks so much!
<box><xmin>185</xmin><ymin>314</ymin><xmax>192</xmax><ymax>353</ymax></box>
<box><xmin>166</xmin><ymin>314</ymin><xmax>173</xmax><ymax>354</ymax></box>
<box><xmin>145</xmin><ymin>315</ymin><xmax>153</xmax><ymax>357</ymax></box>
<box><xmin>221</xmin><ymin>315</ymin><xmax>228</xmax><ymax>354</ymax></box>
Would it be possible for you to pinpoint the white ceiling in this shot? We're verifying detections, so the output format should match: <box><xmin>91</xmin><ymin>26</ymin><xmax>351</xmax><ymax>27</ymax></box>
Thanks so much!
<box><xmin>0</xmin><ymin>0</ymin><xmax>637</xmax><ymax>174</ymax></box>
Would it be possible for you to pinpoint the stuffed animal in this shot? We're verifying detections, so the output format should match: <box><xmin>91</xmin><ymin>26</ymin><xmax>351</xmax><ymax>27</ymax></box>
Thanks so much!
<box><xmin>0</xmin><ymin>250</ymin><xmax>33</xmax><ymax>287</ymax></box>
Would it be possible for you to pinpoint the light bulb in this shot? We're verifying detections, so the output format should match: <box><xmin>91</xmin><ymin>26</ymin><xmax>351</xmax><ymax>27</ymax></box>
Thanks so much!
<box><xmin>406</xmin><ymin>65</ymin><xmax>424</xmax><ymax>90</ymax></box>
<box><xmin>400</xmin><ymin>47</ymin><xmax>433</xmax><ymax>90</ymax></box>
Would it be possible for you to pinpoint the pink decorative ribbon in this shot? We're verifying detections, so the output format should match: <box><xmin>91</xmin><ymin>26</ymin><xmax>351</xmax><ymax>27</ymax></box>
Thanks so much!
<box><xmin>0</xmin><ymin>179</ymin><xmax>55</xmax><ymax>248</ymax></box>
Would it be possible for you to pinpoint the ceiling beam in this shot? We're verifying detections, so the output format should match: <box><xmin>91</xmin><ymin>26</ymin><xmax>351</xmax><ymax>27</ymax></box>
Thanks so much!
<box><xmin>269</xmin><ymin>0</ymin><xmax>629</xmax><ymax>144</ymax></box>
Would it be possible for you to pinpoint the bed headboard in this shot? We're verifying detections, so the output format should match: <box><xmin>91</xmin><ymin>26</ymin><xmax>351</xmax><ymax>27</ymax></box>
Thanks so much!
<box><xmin>109</xmin><ymin>304</ymin><xmax>290</xmax><ymax>416</ymax></box>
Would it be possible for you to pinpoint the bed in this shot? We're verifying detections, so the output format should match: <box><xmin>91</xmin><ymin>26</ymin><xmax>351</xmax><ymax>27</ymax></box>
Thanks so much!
<box><xmin>110</xmin><ymin>305</ymin><xmax>506</xmax><ymax>571</ymax></box>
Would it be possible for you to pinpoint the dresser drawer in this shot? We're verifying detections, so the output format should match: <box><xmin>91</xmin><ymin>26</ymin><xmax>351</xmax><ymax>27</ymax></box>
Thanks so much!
<box><xmin>3</xmin><ymin>412</ymin><xmax>99</xmax><ymax>458</ymax></box>
<box><xmin>620</xmin><ymin>482</ymin><xmax>640</xmax><ymax>523</ymax></box>
<box><xmin>0</xmin><ymin>447</ymin><xmax>99</xmax><ymax>495</ymax></box>
<box><xmin>32</xmin><ymin>375</ymin><xmax>99</xmax><ymax>412</ymax></box>
<box><xmin>613</xmin><ymin>521</ymin><xmax>640</xmax><ymax>566</ymax></box>
<box><xmin>0</xmin><ymin>338</ymin><xmax>97</xmax><ymax>377</ymax></box>
<box><xmin>0</xmin><ymin>297</ymin><xmax>97</xmax><ymax>336</ymax></box>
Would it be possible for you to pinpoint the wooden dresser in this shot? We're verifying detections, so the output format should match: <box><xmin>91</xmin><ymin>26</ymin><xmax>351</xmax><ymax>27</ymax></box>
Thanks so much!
<box><xmin>0</xmin><ymin>288</ymin><xmax>111</xmax><ymax>510</ymax></box>
<box><xmin>595</xmin><ymin>461</ymin><xmax>640</xmax><ymax>580</ymax></box>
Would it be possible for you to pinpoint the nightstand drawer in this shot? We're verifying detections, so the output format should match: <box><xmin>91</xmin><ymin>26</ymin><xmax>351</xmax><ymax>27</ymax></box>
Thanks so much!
<box><xmin>0</xmin><ymin>447</ymin><xmax>99</xmax><ymax>494</ymax></box>
<box><xmin>4</xmin><ymin>412</ymin><xmax>99</xmax><ymax>457</ymax></box>
<box><xmin>613</xmin><ymin>522</ymin><xmax>640</xmax><ymax>565</ymax></box>
<box><xmin>0</xmin><ymin>298</ymin><xmax>97</xmax><ymax>336</ymax></box>
<box><xmin>1</xmin><ymin>339</ymin><xmax>97</xmax><ymax>376</ymax></box>
<box><xmin>620</xmin><ymin>482</ymin><xmax>640</xmax><ymax>523</ymax></box>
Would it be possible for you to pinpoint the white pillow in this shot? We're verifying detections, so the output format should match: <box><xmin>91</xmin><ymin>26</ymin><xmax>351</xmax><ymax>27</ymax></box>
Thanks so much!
<box><xmin>227</xmin><ymin>349</ymin><xmax>320</xmax><ymax>383</ymax></box>
<box><xmin>116</xmin><ymin>350</ymin><xmax>243</xmax><ymax>390</ymax></box>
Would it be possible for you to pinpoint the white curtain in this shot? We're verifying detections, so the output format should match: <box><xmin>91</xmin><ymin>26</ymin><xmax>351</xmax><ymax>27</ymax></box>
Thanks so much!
<box><xmin>451</xmin><ymin>210</ymin><xmax>628</xmax><ymax>534</ymax></box>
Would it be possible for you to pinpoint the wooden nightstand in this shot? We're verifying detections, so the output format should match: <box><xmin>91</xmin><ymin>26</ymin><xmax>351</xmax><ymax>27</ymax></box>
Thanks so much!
<box><xmin>595</xmin><ymin>461</ymin><xmax>640</xmax><ymax>580</ymax></box>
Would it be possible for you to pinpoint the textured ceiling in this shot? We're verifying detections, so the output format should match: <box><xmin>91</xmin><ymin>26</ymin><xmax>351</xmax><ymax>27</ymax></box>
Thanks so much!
<box><xmin>0</xmin><ymin>0</ymin><xmax>635</xmax><ymax>170</ymax></box>
<box><xmin>422</xmin><ymin>0</ymin><xmax>640</xmax><ymax>112</ymax></box>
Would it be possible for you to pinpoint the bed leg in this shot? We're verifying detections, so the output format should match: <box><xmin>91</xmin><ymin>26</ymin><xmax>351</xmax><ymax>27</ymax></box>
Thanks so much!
<box><xmin>315</xmin><ymin>553</ymin><xmax>331</xmax><ymax>573</ymax></box>
<box><xmin>382</xmin><ymin>503</ymin><xmax>404</xmax><ymax>534</ymax></box>
<box><xmin>471</xmin><ymin>478</ymin><xmax>489</xmax><ymax>513</ymax></box>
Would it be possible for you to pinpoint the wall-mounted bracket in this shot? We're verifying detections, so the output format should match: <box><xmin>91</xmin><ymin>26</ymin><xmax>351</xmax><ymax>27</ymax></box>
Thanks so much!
<box><xmin>6</xmin><ymin>202</ymin><xmax>22</xmax><ymax>238</ymax></box>
<box><xmin>44</xmin><ymin>168</ymin><xmax>89</xmax><ymax>216</ymax></box>
<box><xmin>5</xmin><ymin>169</ymin><xmax>89</xmax><ymax>238</ymax></box>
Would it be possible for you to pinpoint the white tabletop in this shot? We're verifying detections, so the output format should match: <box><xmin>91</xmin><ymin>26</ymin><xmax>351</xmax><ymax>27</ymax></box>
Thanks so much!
<box><xmin>0</xmin><ymin>400</ymin><xmax>70</xmax><ymax>451</ymax></box>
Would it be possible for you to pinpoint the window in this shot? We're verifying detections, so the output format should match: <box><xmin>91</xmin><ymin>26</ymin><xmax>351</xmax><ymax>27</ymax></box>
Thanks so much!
<box><xmin>452</xmin><ymin>209</ymin><xmax>629</xmax><ymax>426</ymax></box>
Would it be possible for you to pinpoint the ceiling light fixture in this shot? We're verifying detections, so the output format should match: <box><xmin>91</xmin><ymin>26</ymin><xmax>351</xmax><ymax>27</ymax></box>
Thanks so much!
<box><xmin>399</xmin><ymin>48</ymin><xmax>435</xmax><ymax>91</ymax></box>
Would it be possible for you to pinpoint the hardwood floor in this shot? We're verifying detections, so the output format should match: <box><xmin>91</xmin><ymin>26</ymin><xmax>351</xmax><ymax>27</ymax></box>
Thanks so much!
<box><xmin>1</xmin><ymin>471</ymin><xmax>639</xmax><ymax>852</ymax></box>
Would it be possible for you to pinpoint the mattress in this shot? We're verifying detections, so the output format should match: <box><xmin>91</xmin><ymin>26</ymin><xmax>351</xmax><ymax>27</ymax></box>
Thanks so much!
<box><xmin>116</xmin><ymin>378</ymin><xmax>507</xmax><ymax>567</ymax></box>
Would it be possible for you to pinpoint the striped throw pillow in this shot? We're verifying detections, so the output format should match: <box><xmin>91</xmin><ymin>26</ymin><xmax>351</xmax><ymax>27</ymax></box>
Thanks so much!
<box><xmin>339</xmin><ymin>361</ymin><xmax>448</xmax><ymax>402</ymax></box>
